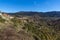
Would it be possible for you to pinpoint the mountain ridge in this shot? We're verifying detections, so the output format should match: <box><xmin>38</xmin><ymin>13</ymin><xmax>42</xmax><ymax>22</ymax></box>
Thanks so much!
<box><xmin>7</xmin><ymin>11</ymin><xmax>60</xmax><ymax>17</ymax></box>
<box><xmin>0</xmin><ymin>11</ymin><xmax>60</xmax><ymax>17</ymax></box>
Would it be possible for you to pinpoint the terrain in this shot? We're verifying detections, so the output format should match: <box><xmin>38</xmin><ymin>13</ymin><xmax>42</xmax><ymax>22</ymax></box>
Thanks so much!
<box><xmin>0</xmin><ymin>11</ymin><xmax>60</xmax><ymax>40</ymax></box>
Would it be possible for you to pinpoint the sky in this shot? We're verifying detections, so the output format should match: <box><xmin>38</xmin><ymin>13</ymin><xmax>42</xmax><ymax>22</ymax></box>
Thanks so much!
<box><xmin>0</xmin><ymin>0</ymin><xmax>60</xmax><ymax>12</ymax></box>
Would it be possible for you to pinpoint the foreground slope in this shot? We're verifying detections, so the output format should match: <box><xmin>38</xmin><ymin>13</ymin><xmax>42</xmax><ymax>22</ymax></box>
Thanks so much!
<box><xmin>0</xmin><ymin>11</ymin><xmax>60</xmax><ymax>40</ymax></box>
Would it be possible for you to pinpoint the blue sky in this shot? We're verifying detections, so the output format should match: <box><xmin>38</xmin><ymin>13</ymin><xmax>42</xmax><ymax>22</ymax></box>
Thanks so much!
<box><xmin>0</xmin><ymin>0</ymin><xmax>60</xmax><ymax>12</ymax></box>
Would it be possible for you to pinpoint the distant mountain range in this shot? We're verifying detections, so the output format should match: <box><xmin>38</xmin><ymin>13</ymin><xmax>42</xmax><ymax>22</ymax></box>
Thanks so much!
<box><xmin>1</xmin><ymin>11</ymin><xmax>60</xmax><ymax>17</ymax></box>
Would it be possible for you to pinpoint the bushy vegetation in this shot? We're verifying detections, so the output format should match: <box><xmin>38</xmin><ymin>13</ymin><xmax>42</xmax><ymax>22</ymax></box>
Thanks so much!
<box><xmin>0</xmin><ymin>16</ymin><xmax>5</xmax><ymax>23</ymax></box>
<box><xmin>0</xmin><ymin>15</ymin><xmax>60</xmax><ymax>40</ymax></box>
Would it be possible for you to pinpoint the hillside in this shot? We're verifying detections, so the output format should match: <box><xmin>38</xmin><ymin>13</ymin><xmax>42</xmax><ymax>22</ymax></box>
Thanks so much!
<box><xmin>0</xmin><ymin>11</ymin><xmax>60</xmax><ymax>40</ymax></box>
